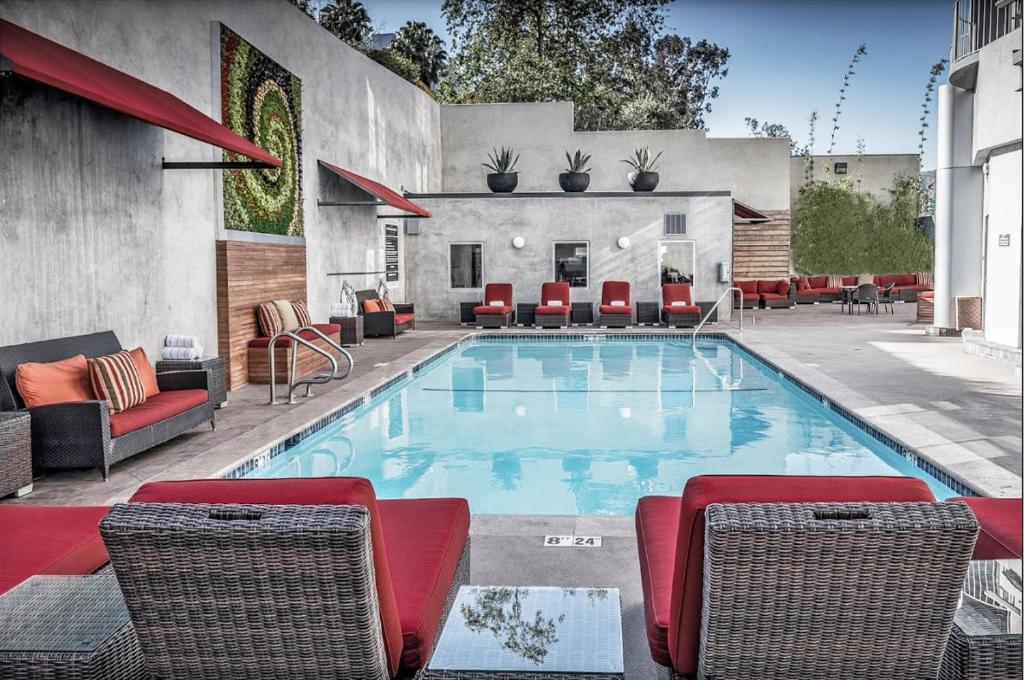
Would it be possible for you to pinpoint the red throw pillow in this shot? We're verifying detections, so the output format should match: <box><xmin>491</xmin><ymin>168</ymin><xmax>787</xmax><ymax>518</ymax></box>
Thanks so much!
<box><xmin>776</xmin><ymin>280</ymin><xmax>790</xmax><ymax>296</ymax></box>
<box><xmin>15</xmin><ymin>354</ymin><xmax>95</xmax><ymax>408</ymax></box>
<box><xmin>129</xmin><ymin>347</ymin><xmax>160</xmax><ymax>399</ymax></box>
<box><xmin>736</xmin><ymin>280</ymin><xmax>758</xmax><ymax>294</ymax></box>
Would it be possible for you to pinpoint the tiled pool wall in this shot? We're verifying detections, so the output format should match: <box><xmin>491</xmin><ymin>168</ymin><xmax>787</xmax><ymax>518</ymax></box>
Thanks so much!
<box><xmin>223</xmin><ymin>332</ymin><xmax>980</xmax><ymax>497</ymax></box>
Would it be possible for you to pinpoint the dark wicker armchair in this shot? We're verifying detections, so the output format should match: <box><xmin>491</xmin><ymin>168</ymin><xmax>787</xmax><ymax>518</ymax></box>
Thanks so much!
<box><xmin>0</xmin><ymin>331</ymin><xmax>213</xmax><ymax>479</ymax></box>
<box><xmin>356</xmin><ymin>289</ymin><xmax>415</xmax><ymax>337</ymax></box>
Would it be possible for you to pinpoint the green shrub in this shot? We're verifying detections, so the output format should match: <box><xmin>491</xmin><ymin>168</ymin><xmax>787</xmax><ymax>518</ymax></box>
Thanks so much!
<box><xmin>364</xmin><ymin>48</ymin><xmax>420</xmax><ymax>84</ymax></box>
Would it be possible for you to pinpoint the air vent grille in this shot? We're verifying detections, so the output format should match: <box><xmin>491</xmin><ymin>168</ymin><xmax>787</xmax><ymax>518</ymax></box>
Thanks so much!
<box><xmin>664</xmin><ymin>213</ymin><xmax>686</xmax><ymax>235</ymax></box>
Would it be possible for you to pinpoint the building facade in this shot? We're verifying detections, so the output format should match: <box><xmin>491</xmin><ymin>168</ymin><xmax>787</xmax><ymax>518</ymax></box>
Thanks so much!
<box><xmin>934</xmin><ymin>0</ymin><xmax>1022</xmax><ymax>349</ymax></box>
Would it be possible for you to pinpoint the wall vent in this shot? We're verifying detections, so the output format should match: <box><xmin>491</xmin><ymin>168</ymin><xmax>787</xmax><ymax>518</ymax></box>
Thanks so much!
<box><xmin>664</xmin><ymin>213</ymin><xmax>686</xmax><ymax>235</ymax></box>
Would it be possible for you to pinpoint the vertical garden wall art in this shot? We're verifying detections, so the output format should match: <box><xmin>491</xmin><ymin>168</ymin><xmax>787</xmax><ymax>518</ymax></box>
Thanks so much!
<box><xmin>220</xmin><ymin>25</ymin><xmax>303</xmax><ymax>236</ymax></box>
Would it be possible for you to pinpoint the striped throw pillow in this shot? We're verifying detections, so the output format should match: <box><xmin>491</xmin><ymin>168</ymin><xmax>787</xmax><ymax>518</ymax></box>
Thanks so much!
<box><xmin>380</xmin><ymin>297</ymin><xmax>395</xmax><ymax>312</ymax></box>
<box><xmin>89</xmin><ymin>350</ymin><xmax>146</xmax><ymax>414</ymax></box>
<box><xmin>292</xmin><ymin>300</ymin><xmax>312</xmax><ymax>327</ymax></box>
<box><xmin>257</xmin><ymin>302</ymin><xmax>283</xmax><ymax>337</ymax></box>
<box><xmin>915</xmin><ymin>272</ymin><xmax>933</xmax><ymax>287</ymax></box>
<box><xmin>826</xmin><ymin>275</ymin><xmax>844</xmax><ymax>289</ymax></box>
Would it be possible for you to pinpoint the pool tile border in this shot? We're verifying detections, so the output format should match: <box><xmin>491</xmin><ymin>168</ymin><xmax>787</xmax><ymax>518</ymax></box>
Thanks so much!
<box><xmin>221</xmin><ymin>330</ymin><xmax>981</xmax><ymax>497</ymax></box>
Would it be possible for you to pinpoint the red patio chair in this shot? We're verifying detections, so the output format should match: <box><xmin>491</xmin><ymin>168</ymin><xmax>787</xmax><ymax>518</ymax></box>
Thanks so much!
<box><xmin>534</xmin><ymin>281</ymin><xmax>571</xmax><ymax>328</ymax></box>
<box><xmin>100</xmin><ymin>477</ymin><xmax>470</xmax><ymax>679</ymax></box>
<box><xmin>661</xmin><ymin>284</ymin><xmax>701</xmax><ymax>327</ymax></box>
<box><xmin>636</xmin><ymin>474</ymin><xmax>977</xmax><ymax>679</ymax></box>
<box><xmin>950</xmin><ymin>496</ymin><xmax>1022</xmax><ymax>559</ymax></box>
<box><xmin>473</xmin><ymin>283</ymin><xmax>514</xmax><ymax>328</ymax></box>
<box><xmin>598</xmin><ymin>281</ymin><xmax>633</xmax><ymax>327</ymax></box>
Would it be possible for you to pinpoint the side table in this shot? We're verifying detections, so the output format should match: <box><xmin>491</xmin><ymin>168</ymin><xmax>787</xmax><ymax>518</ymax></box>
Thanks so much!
<box><xmin>329</xmin><ymin>315</ymin><xmax>365</xmax><ymax>346</ymax></box>
<box><xmin>571</xmin><ymin>302</ymin><xmax>594</xmax><ymax>326</ymax></box>
<box><xmin>0</xmin><ymin>411</ymin><xmax>32</xmax><ymax>498</ymax></box>
<box><xmin>696</xmin><ymin>301</ymin><xmax>718</xmax><ymax>323</ymax></box>
<box><xmin>459</xmin><ymin>301</ymin><xmax>479</xmax><ymax>325</ymax></box>
<box><xmin>636</xmin><ymin>301</ymin><xmax>660</xmax><ymax>326</ymax></box>
<box><xmin>0</xmin><ymin>575</ymin><xmax>147</xmax><ymax>679</ymax></box>
<box><xmin>156</xmin><ymin>356</ymin><xmax>227</xmax><ymax>408</ymax></box>
<box><xmin>516</xmin><ymin>303</ymin><xmax>537</xmax><ymax>327</ymax></box>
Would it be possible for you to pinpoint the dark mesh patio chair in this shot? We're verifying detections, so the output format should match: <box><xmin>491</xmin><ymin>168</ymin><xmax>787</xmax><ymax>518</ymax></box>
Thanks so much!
<box><xmin>852</xmin><ymin>283</ymin><xmax>879</xmax><ymax>315</ymax></box>
<box><xmin>878</xmin><ymin>282</ymin><xmax>896</xmax><ymax>314</ymax></box>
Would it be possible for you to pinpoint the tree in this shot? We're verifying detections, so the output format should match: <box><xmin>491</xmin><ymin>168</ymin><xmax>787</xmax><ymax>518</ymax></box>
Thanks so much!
<box><xmin>391</xmin><ymin>21</ymin><xmax>448</xmax><ymax>88</ymax></box>
<box><xmin>744</xmin><ymin>116</ymin><xmax>799</xmax><ymax>153</ymax></box>
<box><xmin>319</xmin><ymin>0</ymin><xmax>372</xmax><ymax>46</ymax></box>
<box><xmin>439</xmin><ymin>0</ymin><xmax>729</xmax><ymax>131</ymax></box>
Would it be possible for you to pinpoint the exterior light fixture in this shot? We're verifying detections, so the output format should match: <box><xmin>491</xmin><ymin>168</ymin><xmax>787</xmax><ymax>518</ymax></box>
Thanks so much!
<box><xmin>512</xmin><ymin>236</ymin><xmax>525</xmax><ymax>249</ymax></box>
<box><xmin>617</xmin><ymin>236</ymin><xmax>630</xmax><ymax>249</ymax></box>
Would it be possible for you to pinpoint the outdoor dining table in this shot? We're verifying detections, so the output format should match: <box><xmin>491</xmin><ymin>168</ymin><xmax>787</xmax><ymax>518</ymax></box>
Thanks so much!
<box><xmin>840</xmin><ymin>285</ymin><xmax>859</xmax><ymax>314</ymax></box>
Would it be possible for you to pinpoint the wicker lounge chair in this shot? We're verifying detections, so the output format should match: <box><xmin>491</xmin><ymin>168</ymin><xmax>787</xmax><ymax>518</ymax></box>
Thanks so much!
<box><xmin>598</xmin><ymin>281</ymin><xmax>633</xmax><ymax>327</ymax></box>
<box><xmin>0</xmin><ymin>331</ymin><xmax>213</xmax><ymax>479</ymax></box>
<box><xmin>534</xmin><ymin>282</ymin><xmax>571</xmax><ymax>328</ymax></box>
<box><xmin>733</xmin><ymin>281</ymin><xmax>759</xmax><ymax>309</ymax></box>
<box><xmin>473</xmin><ymin>283</ymin><xmax>515</xmax><ymax>328</ymax></box>
<box><xmin>101</xmin><ymin>477</ymin><xmax>470</xmax><ymax>679</ymax></box>
<box><xmin>758</xmin><ymin>279</ymin><xmax>794</xmax><ymax>309</ymax></box>
<box><xmin>356</xmin><ymin>289</ymin><xmax>415</xmax><ymax>337</ymax></box>
<box><xmin>636</xmin><ymin>475</ymin><xmax>978</xmax><ymax>680</ymax></box>
<box><xmin>661</xmin><ymin>283</ymin><xmax>701</xmax><ymax>328</ymax></box>
<box><xmin>789</xmin><ymin>277</ymin><xmax>820</xmax><ymax>304</ymax></box>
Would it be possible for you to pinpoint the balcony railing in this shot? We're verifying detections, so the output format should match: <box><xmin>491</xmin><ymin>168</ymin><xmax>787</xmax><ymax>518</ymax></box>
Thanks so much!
<box><xmin>952</xmin><ymin>0</ymin><xmax>1022</xmax><ymax>61</ymax></box>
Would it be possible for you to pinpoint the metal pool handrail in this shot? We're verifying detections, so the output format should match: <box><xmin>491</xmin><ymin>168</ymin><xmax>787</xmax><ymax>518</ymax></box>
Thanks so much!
<box><xmin>268</xmin><ymin>331</ymin><xmax>338</xmax><ymax>405</ymax></box>
<box><xmin>693</xmin><ymin>287</ymin><xmax>744</xmax><ymax>340</ymax></box>
<box><xmin>296</xmin><ymin>325</ymin><xmax>354</xmax><ymax>381</ymax></box>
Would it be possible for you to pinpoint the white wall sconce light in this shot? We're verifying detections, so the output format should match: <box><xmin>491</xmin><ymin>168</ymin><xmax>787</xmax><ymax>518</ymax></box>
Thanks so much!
<box><xmin>617</xmin><ymin>236</ymin><xmax>630</xmax><ymax>249</ymax></box>
<box><xmin>512</xmin><ymin>236</ymin><xmax>525</xmax><ymax>249</ymax></box>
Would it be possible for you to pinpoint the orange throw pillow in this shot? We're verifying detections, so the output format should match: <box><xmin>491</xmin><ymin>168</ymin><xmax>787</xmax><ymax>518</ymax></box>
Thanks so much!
<box><xmin>15</xmin><ymin>354</ymin><xmax>95</xmax><ymax>408</ymax></box>
<box><xmin>362</xmin><ymin>299</ymin><xmax>383</xmax><ymax>314</ymax></box>
<box><xmin>129</xmin><ymin>347</ymin><xmax>161</xmax><ymax>399</ymax></box>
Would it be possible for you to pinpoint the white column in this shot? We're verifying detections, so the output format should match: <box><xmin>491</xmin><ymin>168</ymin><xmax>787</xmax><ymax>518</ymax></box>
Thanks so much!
<box><xmin>934</xmin><ymin>85</ymin><xmax>955</xmax><ymax>328</ymax></box>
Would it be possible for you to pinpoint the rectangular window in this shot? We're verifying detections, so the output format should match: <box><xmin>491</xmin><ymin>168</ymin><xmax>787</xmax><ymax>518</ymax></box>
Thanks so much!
<box><xmin>659</xmin><ymin>241</ymin><xmax>695</xmax><ymax>287</ymax></box>
<box><xmin>554</xmin><ymin>241</ymin><xmax>589</xmax><ymax>288</ymax></box>
<box><xmin>449</xmin><ymin>243</ymin><xmax>482</xmax><ymax>289</ymax></box>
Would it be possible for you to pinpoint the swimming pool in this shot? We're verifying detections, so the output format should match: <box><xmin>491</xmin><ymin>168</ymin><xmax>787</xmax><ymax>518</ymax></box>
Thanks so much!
<box><xmin>242</xmin><ymin>336</ymin><xmax>958</xmax><ymax>514</ymax></box>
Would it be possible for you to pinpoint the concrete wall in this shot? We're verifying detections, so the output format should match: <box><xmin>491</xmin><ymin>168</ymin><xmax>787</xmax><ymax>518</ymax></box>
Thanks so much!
<box><xmin>440</xmin><ymin>102</ymin><xmax>790</xmax><ymax>211</ymax></box>
<box><xmin>790</xmin><ymin>154</ymin><xmax>920</xmax><ymax>206</ymax></box>
<box><xmin>0</xmin><ymin>0</ymin><xmax>441</xmax><ymax>357</ymax></box>
<box><xmin>970</xmin><ymin>29</ymin><xmax>1022</xmax><ymax>162</ymax></box>
<box><xmin>982</xmin><ymin>149</ymin><xmax>1022</xmax><ymax>348</ymax></box>
<box><xmin>404</xmin><ymin>194</ymin><xmax>734</xmax><ymax>322</ymax></box>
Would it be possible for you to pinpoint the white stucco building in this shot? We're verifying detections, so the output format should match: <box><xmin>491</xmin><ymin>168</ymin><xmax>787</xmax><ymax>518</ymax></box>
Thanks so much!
<box><xmin>934</xmin><ymin>0</ymin><xmax>1022</xmax><ymax>351</ymax></box>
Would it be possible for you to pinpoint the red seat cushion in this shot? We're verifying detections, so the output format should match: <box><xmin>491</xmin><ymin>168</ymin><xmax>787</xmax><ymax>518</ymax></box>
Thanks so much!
<box><xmin>807</xmin><ymin>276</ymin><xmax>828</xmax><ymax>288</ymax></box>
<box><xmin>756</xmin><ymin>279</ymin><xmax>781</xmax><ymax>294</ymax></box>
<box><xmin>662</xmin><ymin>474</ymin><xmax>936</xmax><ymax>674</ymax></box>
<box><xmin>601</xmin><ymin>281</ymin><xmax>630</xmax><ymax>307</ymax></box>
<box><xmin>952</xmin><ymin>497</ymin><xmax>1022</xmax><ymax>559</ymax></box>
<box><xmin>759</xmin><ymin>292</ymin><xmax>788</xmax><ymax>300</ymax></box>
<box><xmin>841</xmin><ymin>276</ymin><xmax>857</xmax><ymax>286</ymax></box>
<box><xmin>248</xmin><ymin>324</ymin><xmax>341</xmax><ymax>348</ymax></box>
<box><xmin>896</xmin><ymin>274</ymin><xmax>916</xmax><ymax>286</ymax></box>
<box><xmin>482</xmin><ymin>283</ymin><xmax>513</xmax><ymax>308</ymax></box>
<box><xmin>735</xmin><ymin>280</ymin><xmax>758</xmax><ymax>294</ymax></box>
<box><xmin>129</xmin><ymin>478</ymin><xmax>405</xmax><ymax>678</ymax></box>
<box><xmin>599</xmin><ymin>304</ymin><xmax>633</xmax><ymax>315</ymax></box>
<box><xmin>636</xmin><ymin>495</ymin><xmax>680</xmax><ymax>666</ymax></box>
<box><xmin>740</xmin><ymin>293</ymin><xmax>759</xmax><ymax>301</ymax></box>
<box><xmin>662</xmin><ymin>304</ymin><xmax>700</xmax><ymax>315</ymax></box>
<box><xmin>541</xmin><ymin>281</ymin><xmax>571</xmax><ymax>307</ymax></box>
<box><xmin>795</xmin><ymin>290</ymin><xmax>819</xmax><ymax>299</ymax></box>
<box><xmin>535</xmin><ymin>305</ymin><xmax>570</xmax><ymax>315</ymax></box>
<box><xmin>108</xmin><ymin>388</ymin><xmax>208</xmax><ymax>437</ymax></box>
<box><xmin>662</xmin><ymin>283</ymin><xmax>694</xmax><ymax>307</ymax></box>
<box><xmin>395</xmin><ymin>313</ymin><xmax>415</xmax><ymax>326</ymax></box>
<box><xmin>473</xmin><ymin>305</ymin><xmax>513</xmax><ymax>315</ymax></box>
<box><xmin>378</xmin><ymin>498</ymin><xmax>470</xmax><ymax>672</ymax></box>
<box><xmin>808</xmin><ymin>287</ymin><xmax>841</xmax><ymax>295</ymax></box>
<box><xmin>0</xmin><ymin>505</ymin><xmax>111</xmax><ymax>594</ymax></box>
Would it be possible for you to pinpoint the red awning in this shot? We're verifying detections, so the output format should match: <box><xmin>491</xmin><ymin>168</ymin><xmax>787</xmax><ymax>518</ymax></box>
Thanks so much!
<box><xmin>0</xmin><ymin>19</ymin><xmax>280</xmax><ymax>167</ymax></box>
<box><xmin>318</xmin><ymin>161</ymin><xmax>431</xmax><ymax>218</ymax></box>
<box><xmin>733</xmin><ymin>200</ymin><xmax>771</xmax><ymax>221</ymax></box>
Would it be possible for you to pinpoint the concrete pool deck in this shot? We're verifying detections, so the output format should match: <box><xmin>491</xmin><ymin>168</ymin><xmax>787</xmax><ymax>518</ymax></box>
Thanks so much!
<box><xmin>6</xmin><ymin>303</ymin><xmax>1021</xmax><ymax>679</ymax></box>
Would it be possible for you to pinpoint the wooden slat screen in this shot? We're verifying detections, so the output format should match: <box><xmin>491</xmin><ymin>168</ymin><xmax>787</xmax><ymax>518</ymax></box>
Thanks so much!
<box><xmin>733</xmin><ymin>211</ymin><xmax>791</xmax><ymax>279</ymax></box>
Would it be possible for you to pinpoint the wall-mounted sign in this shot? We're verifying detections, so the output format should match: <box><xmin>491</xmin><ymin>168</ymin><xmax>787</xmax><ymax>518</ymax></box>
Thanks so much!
<box><xmin>385</xmin><ymin>224</ymin><xmax>399</xmax><ymax>281</ymax></box>
<box><xmin>834</xmin><ymin>162</ymin><xmax>848</xmax><ymax>175</ymax></box>
<box><xmin>998</xmin><ymin>233</ymin><xmax>1011</xmax><ymax>247</ymax></box>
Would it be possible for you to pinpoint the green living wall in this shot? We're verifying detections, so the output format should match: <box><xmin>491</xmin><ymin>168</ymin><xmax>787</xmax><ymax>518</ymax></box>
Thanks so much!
<box><xmin>221</xmin><ymin>25</ymin><xmax>304</xmax><ymax>236</ymax></box>
<box><xmin>793</xmin><ymin>175</ymin><xmax>933</xmax><ymax>275</ymax></box>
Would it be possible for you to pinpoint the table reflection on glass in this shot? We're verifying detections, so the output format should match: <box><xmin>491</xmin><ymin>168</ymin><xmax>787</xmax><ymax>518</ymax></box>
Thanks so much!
<box><xmin>420</xmin><ymin>586</ymin><xmax>623</xmax><ymax>679</ymax></box>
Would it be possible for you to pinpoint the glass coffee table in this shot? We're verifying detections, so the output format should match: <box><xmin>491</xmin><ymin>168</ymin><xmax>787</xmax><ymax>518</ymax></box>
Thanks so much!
<box><xmin>940</xmin><ymin>559</ymin><xmax>1022</xmax><ymax>680</ymax></box>
<box><xmin>419</xmin><ymin>586</ymin><xmax>623</xmax><ymax>679</ymax></box>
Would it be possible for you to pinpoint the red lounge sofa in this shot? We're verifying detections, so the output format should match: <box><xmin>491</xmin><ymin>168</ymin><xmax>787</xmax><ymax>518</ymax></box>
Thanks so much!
<box><xmin>110</xmin><ymin>477</ymin><xmax>469</xmax><ymax>678</ymax></box>
<box><xmin>733</xmin><ymin>280</ymin><xmax>759</xmax><ymax>309</ymax></box>
<box><xmin>357</xmin><ymin>289</ymin><xmax>415</xmax><ymax>337</ymax></box>
<box><xmin>800</xmin><ymin>275</ymin><xmax>852</xmax><ymax>303</ymax></box>
<box><xmin>757</xmin><ymin>279</ymin><xmax>793</xmax><ymax>308</ymax></box>
<box><xmin>874</xmin><ymin>273</ymin><xmax>932</xmax><ymax>302</ymax></box>
<box><xmin>535</xmin><ymin>281</ymin><xmax>571</xmax><ymax>328</ymax></box>
<box><xmin>789</xmin><ymin>276</ymin><xmax>820</xmax><ymax>304</ymax></box>
<box><xmin>635</xmin><ymin>474</ymin><xmax>975</xmax><ymax>678</ymax></box>
<box><xmin>0</xmin><ymin>504</ymin><xmax>111</xmax><ymax>595</ymax></box>
<box><xmin>951</xmin><ymin>496</ymin><xmax>1022</xmax><ymax>559</ymax></box>
<box><xmin>473</xmin><ymin>283</ymin><xmax>515</xmax><ymax>328</ymax></box>
<box><xmin>599</xmin><ymin>281</ymin><xmax>633</xmax><ymax>327</ymax></box>
<box><xmin>662</xmin><ymin>284</ymin><xmax>701</xmax><ymax>327</ymax></box>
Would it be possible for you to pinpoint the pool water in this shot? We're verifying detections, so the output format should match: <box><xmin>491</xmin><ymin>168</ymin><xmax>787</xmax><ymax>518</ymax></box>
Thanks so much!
<box><xmin>245</xmin><ymin>337</ymin><xmax>956</xmax><ymax>514</ymax></box>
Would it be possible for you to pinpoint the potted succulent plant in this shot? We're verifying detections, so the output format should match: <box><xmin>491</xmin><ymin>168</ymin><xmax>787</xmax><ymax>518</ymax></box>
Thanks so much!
<box><xmin>558</xmin><ymin>149</ymin><xmax>592</xmax><ymax>192</ymax></box>
<box><xmin>483</xmin><ymin>147</ymin><xmax>519</xmax><ymax>193</ymax></box>
<box><xmin>621</xmin><ymin>147</ymin><xmax>663</xmax><ymax>192</ymax></box>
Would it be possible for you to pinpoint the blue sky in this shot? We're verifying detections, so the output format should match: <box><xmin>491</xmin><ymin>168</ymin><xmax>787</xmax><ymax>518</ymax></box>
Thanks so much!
<box><xmin>363</xmin><ymin>0</ymin><xmax>952</xmax><ymax>169</ymax></box>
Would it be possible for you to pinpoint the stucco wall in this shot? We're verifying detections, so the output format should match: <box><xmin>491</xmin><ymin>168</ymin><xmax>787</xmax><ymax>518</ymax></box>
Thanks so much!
<box><xmin>790</xmin><ymin>154</ymin><xmax>919</xmax><ymax>206</ymax></box>
<box><xmin>982</xmin><ymin>149</ymin><xmax>1022</xmax><ymax>348</ymax></box>
<box><xmin>971</xmin><ymin>28</ymin><xmax>1023</xmax><ymax>162</ymax></box>
<box><xmin>404</xmin><ymin>194</ymin><xmax>734</xmax><ymax>322</ymax></box>
<box><xmin>440</xmin><ymin>102</ymin><xmax>790</xmax><ymax>211</ymax></box>
<box><xmin>0</xmin><ymin>0</ymin><xmax>441</xmax><ymax>356</ymax></box>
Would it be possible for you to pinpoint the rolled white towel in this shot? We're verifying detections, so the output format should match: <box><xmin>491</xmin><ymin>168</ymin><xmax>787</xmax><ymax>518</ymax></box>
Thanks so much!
<box><xmin>330</xmin><ymin>303</ymin><xmax>349</xmax><ymax>317</ymax></box>
<box><xmin>161</xmin><ymin>345</ymin><xmax>203</xmax><ymax>361</ymax></box>
<box><xmin>165</xmin><ymin>334</ymin><xmax>202</xmax><ymax>348</ymax></box>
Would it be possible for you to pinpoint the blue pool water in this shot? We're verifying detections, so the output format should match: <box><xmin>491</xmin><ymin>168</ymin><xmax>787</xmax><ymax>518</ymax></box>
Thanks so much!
<box><xmin>244</xmin><ymin>337</ymin><xmax>956</xmax><ymax>514</ymax></box>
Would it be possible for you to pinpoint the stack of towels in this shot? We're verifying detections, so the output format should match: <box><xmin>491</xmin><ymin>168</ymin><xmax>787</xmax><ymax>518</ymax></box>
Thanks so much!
<box><xmin>162</xmin><ymin>335</ymin><xmax>203</xmax><ymax>361</ymax></box>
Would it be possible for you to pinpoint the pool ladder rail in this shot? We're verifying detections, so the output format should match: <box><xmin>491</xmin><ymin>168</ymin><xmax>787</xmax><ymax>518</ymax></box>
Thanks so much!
<box><xmin>693</xmin><ymin>286</ymin><xmax>747</xmax><ymax>341</ymax></box>
<box><xmin>267</xmin><ymin>326</ymin><xmax>354</xmax><ymax>405</ymax></box>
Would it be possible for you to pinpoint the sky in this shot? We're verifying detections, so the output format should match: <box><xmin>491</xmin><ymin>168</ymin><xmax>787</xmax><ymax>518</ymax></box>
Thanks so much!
<box><xmin>362</xmin><ymin>0</ymin><xmax>952</xmax><ymax>170</ymax></box>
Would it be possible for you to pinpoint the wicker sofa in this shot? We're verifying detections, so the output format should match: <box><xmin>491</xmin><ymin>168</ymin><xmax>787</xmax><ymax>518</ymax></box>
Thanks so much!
<box><xmin>101</xmin><ymin>477</ymin><xmax>470</xmax><ymax>679</ymax></box>
<box><xmin>636</xmin><ymin>475</ymin><xmax>978</xmax><ymax>679</ymax></box>
<box><xmin>0</xmin><ymin>331</ymin><xmax>213</xmax><ymax>479</ymax></box>
<box><xmin>734</xmin><ymin>280</ymin><xmax>794</xmax><ymax>309</ymax></box>
<box><xmin>357</xmin><ymin>290</ymin><xmax>415</xmax><ymax>337</ymax></box>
